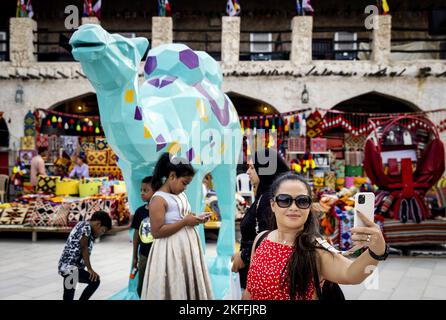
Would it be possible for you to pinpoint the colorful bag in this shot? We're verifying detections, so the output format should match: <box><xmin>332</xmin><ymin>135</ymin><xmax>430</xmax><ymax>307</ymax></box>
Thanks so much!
<box><xmin>55</xmin><ymin>179</ymin><xmax>80</xmax><ymax>196</ymax></box>
<box><xmin>36</xmin><ymin>176</ymin><xmax>61</xmax><ymax>193</ymax></box>
<box><xmin>79</xmin><ymin>182</ymin><xmax>101</xmax><ymax>197</ymax></box>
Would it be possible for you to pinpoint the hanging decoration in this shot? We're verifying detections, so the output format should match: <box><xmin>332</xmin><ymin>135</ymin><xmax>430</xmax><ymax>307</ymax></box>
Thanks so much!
<box><xmin>24</xmin><ymin>111</ymin><xmax>36</xmax><ymax>137</ymax></box>
<box><xmin>37</xmin><ymin>108</ymin><xmax>103</xmax><ymax>135</ymax></box>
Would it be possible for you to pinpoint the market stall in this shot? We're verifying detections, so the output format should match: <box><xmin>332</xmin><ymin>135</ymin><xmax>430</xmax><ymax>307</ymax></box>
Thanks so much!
<box><xmin>0</xmin><ymin>109</ymin><xmax>130</xmax><ymax>240</ymax></box>
<box><xmin>239</xmin><ymin>107</ymin><xmax>446</xmax><ymax>251</ymax></box>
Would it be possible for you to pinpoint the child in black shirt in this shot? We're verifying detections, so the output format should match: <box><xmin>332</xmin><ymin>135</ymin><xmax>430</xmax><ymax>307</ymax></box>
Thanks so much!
<box><xmin>130</xmin><ymin>176</ymin><xmax>154</xmax><ymax>297</ymax></box>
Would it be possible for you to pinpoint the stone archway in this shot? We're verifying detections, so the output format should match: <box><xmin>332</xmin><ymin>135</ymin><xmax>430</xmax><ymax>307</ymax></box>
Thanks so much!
<box><xmin>48</xmin><ymin>92</ymin><xmax>99</xmax><ymax>115</ymax></box>
<box><xmin>0</xmin><ymin>115</ymin><xmax>9</xmax><ymax>148</ymax></box>
<box><xmin>226</xmin><ymin>91</ymin><xmax>280</xmax><ymax>116</ymax></box>
<box><xmin>332</xmin><ymin>91</ymin><xmax>420</xmax><ymax>113</ymax></box>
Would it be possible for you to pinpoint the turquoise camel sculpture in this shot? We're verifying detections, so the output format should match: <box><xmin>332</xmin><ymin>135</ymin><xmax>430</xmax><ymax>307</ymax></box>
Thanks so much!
<box><xmin>70</xmin><ymin>24</ymin><xmax>242</xmax><ymax>299</ymax></box>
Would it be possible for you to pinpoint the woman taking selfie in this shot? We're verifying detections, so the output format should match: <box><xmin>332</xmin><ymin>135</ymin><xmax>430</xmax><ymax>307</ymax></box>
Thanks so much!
<box><xmin>244</xmin><ymin>172</ymin><xmax>388</xmax><ymax>300</ymax></box>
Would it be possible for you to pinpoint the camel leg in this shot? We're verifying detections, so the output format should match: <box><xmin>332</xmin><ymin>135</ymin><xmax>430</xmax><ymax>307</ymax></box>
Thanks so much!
<box><xmin>208</xmin><ymin>163</ymin><xmax>237</xmax><ymax>299</ymax></box>
<box><xmin>119</xmin><ymin>160</ymin><xmax>154</xmax><ymax>215</ymax></box>
<box><xmin>185</xmin><ymin>172</ymin><xmax>207</xmax><ymax>251</ymax></box>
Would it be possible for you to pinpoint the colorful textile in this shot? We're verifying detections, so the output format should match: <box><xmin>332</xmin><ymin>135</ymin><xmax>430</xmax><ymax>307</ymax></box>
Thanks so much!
<box><xmin>0</xmin><ymin>207</ymin><xmax>28</xmax><ymax>225</ymax></box>
<box><xmin>344</xmin><ymin>134</ymin><xmax>366</xmax><ymax>151</ymax></box>
<box><xmin>306</xmin><ymin>111</ymin><xmax>323</xmax><ymax>139</ymax></box>
<box><xmin>310</xmin><ymin>138</ymin><xmax>327</xmax><ymax>153</ymax></box>
<box><xmin>51</xmin><ymin>203</ymin><xmax>69</xmax><ymax>227</ymax></box>
<box><xmin>336</xmin><ymin>207</ymin><xmax>354</xmax><ymax>251</ymax></box>
<box><xmin>36</xmin><ymin>134</ymin><xmax>49</xmax><ymax>148</ymax></box>
<box><xmin>24</xmin><ymin>111</ymin><xmax>36</xmax><ymax>137</ymax></box>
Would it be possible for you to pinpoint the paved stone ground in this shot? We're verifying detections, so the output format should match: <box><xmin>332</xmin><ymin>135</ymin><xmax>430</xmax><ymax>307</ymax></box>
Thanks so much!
<box><xmin>0</xmin><ymin>231</ymin><xmax>445</xmax><ymax>300</ymax></box>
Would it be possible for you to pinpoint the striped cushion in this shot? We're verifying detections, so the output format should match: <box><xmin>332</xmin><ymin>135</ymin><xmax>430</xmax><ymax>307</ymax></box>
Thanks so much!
<box><xmin>383</xmin><ymin>219</ymin><xmax>446</xmax><ymax>245</ymax></box>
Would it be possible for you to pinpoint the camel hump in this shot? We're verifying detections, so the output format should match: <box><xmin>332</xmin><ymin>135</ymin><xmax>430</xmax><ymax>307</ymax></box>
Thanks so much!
<box><xmin>143</xmin><ymin>44</ymin><xmax>222</xmax><ymax>88</ymax></box>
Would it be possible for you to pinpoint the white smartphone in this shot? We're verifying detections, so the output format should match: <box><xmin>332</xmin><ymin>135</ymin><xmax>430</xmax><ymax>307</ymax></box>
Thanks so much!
<box><xmin>354</xmin><ymin>192</ymin><xmax>375</xmax><ymax>228</ymax></box>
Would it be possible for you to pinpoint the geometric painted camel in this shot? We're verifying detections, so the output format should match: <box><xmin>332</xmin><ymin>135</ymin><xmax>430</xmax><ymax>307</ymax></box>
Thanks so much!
<box><xmin>70</xmin><ymin>24</ymin><xmax>242</xmax><ymax>299</ymax></box>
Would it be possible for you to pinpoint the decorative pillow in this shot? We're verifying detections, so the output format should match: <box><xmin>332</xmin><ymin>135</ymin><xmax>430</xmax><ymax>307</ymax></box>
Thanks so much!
<box><xmin>20</xmin><ymin>136</ymin><xmax>35</xmax><ymax>150</ymax></box>
<box><xmin>95</xmin><ymin>137</ymin><xmax>109</xmax><ymax>150</ymax></box>
<box><xmin>108</xmin><ymin>149</ymin><xmax>118</xmax><ymax>166</ymax></box>
<box><xmin>89</xmin><ymin>165</ymin><xmax>110</xmax><ymax>177</ymax></box>
<box><xmin>85</xmin><ymin>198</ymin><xmax>115</xmax><ymax>221</ymax></box>
<box><xmin>51</xmin><ymin>203</ymin><xmax>69</xmax><ymax>227</ymax></box>
<box><xmin>36</xmin><ymin>176</ymin><xmax>61</xmax><ymax>194</ymax></box>
<box><xmin>19</xmin><ymin>150</ymin><xmax>35</xmax><ymax>166</ymax></box>
<box><xmin>36</xmin><ymin>134</ymin><xmax>49</xmax><ymax>148</ymax></box>
<box><xmin>31</xmin><ymin>201</ymin><xmax>60</xmax><ymax>227</ymax></box>
<box><xmin>87</xmin><ymin>150</ymin><xmax>108</xmax><ymax>166</ymax></box>
<box><xmin>67</xmin><ymin>200</ymin><xmax>88</xmax><ymax>227</ymax></box>
<box><xmin>0</xmin><ymin>207</ymin><xmax>28</xmax><ymax>225</ymax></box>
<box><xmin>23</xmin><ymin>205</ymin><xmax>36</xmax><ymax>226</ymax></box>
<box><xmin>81</xmin><ymin>141</ymin><xmax>96</xmax><ymax>154</ymax></box>
<box><xmin>108</xmin><ymin>166</ymin><xmax>123</xmax><ymax>180</ymax></box>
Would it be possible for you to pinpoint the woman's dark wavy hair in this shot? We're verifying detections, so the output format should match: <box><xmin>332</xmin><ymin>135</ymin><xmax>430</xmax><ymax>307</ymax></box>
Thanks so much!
<box><xmin>270</xmin><ymin>172</ymin><xmax>323</xmax><ymax>300</ymax></box>
<box><xmin>151</xmin><ymin>153</ymin><xmax>196</xmax><ymax>191</ymax></box>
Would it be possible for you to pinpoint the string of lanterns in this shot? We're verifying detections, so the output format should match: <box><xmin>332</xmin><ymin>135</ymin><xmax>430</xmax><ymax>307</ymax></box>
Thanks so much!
<box><xmin>37</xmin><ymin>108</ymin><xmax>103</xmax><ymax>134</ymax></box>
<box><xmin>240</xmin><ymin>107</ymin><xmax>446</xmax><ymax>137</ymax></box>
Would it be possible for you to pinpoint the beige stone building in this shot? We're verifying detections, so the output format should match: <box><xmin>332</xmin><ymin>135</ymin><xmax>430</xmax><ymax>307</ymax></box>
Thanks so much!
<box><xmin>0</xmin><ymin>0</ymin><xmax>445</xmax><ymax>171</ymax></box>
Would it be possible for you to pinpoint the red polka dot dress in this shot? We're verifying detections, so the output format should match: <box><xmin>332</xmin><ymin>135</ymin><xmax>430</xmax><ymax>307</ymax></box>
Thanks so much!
<box><xmin>246</xmin><ymin>238</ymin><xmax>315</xmax><ymax>300</ymax></box>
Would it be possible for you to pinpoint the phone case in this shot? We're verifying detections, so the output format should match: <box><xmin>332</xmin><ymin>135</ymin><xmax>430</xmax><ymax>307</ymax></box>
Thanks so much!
<box><xmin>354</xmin><ymin>192</ymin><xmax>375</xmax><ymax>228</ymax></box>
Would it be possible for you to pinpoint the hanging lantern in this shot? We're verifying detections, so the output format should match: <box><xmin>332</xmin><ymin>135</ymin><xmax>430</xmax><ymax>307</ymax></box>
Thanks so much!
<box><xmin>64</xmin><ymin>122</ymin><xmax>69</xmax><ymax>130</ymax></box>
<box><xmin>52</xmin><ymin>115</ymin><xmax>57</xmax><ymax>123</ymax></box>
<box><xmin>57</xmin><ymin>121</ymin><xmax>63</xmax><ymax>129</ymax></box>
<box><xmin>46</xmin><ymin>119</ymin><xmax>51</xmax><ymax>126</ymax></box>
<box><xmin>69</xmin><ymin>119</ymin><xmax>75</xmax><ymax>125</ymax></box>
<box><xmin>88</xmin><ymin>120</ymin><xmax>93</xmax><ymax>127</ymax></box>
<box><xmin>82</xmin><ymin>125</ymin><xmax>87</xmax><ymax>132</ymax></box>
<box><xmin>265</xmin><ymin>118</ymin><xmax>269</xmax><ymax>128</ymax></box>
<box><xmin>95</xmin><ymin>127</ymin><xmax>100</xmax><ymax>134</ymax></box>
<box><xmin>240</xmin><ymin>119</ymin><xmax>244</xmax><ymax>130</ymax></box>
<box><xmin>58</xmin><ymin>117</ymin><xmax>62</xmax><ymax>123</ymax></box>
<box><xmin>259</xmin><ymin>118</ymin><xmax>263</xmax><ymax>128</ymax></box>
<box><xmin>76</xmin><ymin>123</ymin><xmax>81</xmax><ymax>131</ymax></box>
<box><xmin>89</xmin><ymin>126</ymin><xmax>94</xmax><ymax>133</ymax></box>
